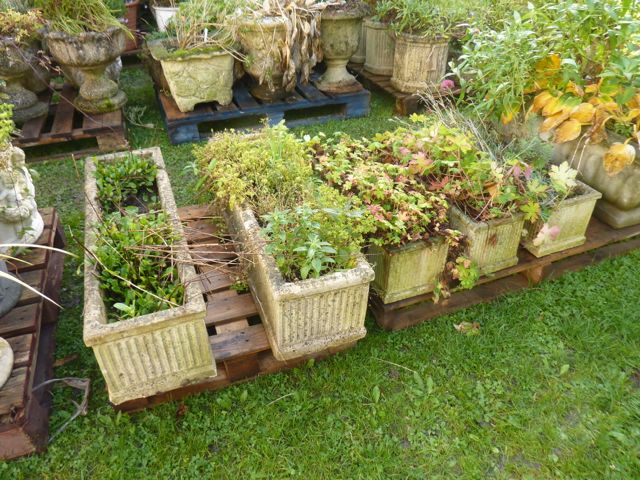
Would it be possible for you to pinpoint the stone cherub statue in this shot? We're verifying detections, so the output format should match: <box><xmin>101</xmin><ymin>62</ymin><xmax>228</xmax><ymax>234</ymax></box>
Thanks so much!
<box><xmin>0</xmin><ymin>144</ymin><xmax>43</xmax><ymax>251</ymax></box>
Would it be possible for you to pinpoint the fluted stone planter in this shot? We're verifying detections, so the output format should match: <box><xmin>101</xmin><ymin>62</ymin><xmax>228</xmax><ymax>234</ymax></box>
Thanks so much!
<box><xmin>84</xmin><ymin>147</ymin><xmax>214</xmax><ymax>405</ymax></box>
<box><xmin>0</xmin><ymin>39</ymin><xmax>47</xmax><ymax>124</ymax></box>
<box><xmin>450</xmin><ymin>207</ymin><xmax>525</xmax><ymax>275</ymax></box>
<box><xmin>369</xmin><ymin>238</ymin><xmax>448</xmax><ymax>304</ymax></box>
<box><xmin>227</xmin><ymin>207</ymin><xmax>374</xmax><ymax>361</ymax></box>
<box><xmin>45</xmin><ymin>27</ymin><xmax>127</xmax><ymax>113</ymax></box>
<box><xmin>317</xmin><ymin>10</ymin><xmax>364</xmax><ymax>93</ymax></box>
<box><xmin>391</xmin><ymin>34</ymin><xmax>449</xmax><ymax>93</ymax></box>
<box><xmin>148</xmin><ymin>39</ymin><xmax>234</xmax><ymax>112</ymax></box>
<box><xmin>350</xmin><ymin>20</ymin><xmax>366</xmax><ymax>63</ymax></box>
<box><xmin>522</xmin><ymin>181</ymin><xmax>601</xmax><ymax>257</ymax></box>
<box><xmin>364</xmin><ymin>19</ymin><xmax>395</xmax><ymax>75</ymax></box>
<box><xmin>151</xmin><ymin>5</ymin><xmax>179</xmax><ymax>32</ymax></box>
<box><xmin>238</xmin><ymin>17</ymin><xmax>290</xmax><ymax>101</ymax></box>
<box><xmin>553</xmin><ymin>138</ymin><xmax>640</xmax><ymax>228</ymax></box>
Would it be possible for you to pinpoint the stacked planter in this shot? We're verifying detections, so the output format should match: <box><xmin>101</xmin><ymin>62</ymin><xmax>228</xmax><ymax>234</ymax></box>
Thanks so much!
<box><xmin>84</xmin><ymin>148</ymin><xmax>214</xmax><ymax>405</ymax></box>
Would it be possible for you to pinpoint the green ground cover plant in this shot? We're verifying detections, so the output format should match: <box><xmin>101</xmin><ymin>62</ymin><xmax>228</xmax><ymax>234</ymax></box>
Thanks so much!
<box><xmin>3</xmin><ymin>67</ymin><xmax>639</xmax><ymax>479</ymax></box>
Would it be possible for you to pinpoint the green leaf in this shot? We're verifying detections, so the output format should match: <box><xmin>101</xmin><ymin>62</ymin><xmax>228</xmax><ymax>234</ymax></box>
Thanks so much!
<box><xmin>371</xmin><ymin>385</ymin><xmax>380</xmax><ymax>404</ymax></box>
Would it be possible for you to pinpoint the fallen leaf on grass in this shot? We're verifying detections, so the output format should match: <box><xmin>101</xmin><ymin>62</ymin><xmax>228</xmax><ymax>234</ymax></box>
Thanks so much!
<box><xmin>454</xmin><ymin>322</ymin><xmax>480</xmax><ymax>335</ymax></box>
<box><xmin>53</xmin><ymin>354</ymin><xmax>79</xmax><ymax>367</ymax></box>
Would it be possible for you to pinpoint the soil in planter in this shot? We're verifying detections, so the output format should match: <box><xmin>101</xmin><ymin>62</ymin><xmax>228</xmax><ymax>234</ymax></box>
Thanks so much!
<box><xmin>323</xmin><ymin>0</ymin><xmax>369</xmax><ymax>15</ymax></box>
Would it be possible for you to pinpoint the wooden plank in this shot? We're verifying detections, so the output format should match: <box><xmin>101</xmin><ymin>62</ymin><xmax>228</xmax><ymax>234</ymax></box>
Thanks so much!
<box><xmin>198</xmin><ymin>269</ymin><xmax>236</xmax><ymax>295</ymax></box>
<box><xmin>0</xmin><ymin>367</ymin><xmax>27</xmax><ymax>419</ymax></box>
<box><xmin>297</xmin><ymin>83</ymin><xmax>328</xmax><ymax>102</ymax></box>
<box><xmin>12</xmin><ymin>270</ymin><xmax>45</xmax><ymax>307</ymax></box>
<box><xmin>18</xmin><ymin>114</ymin><xmax>48</xmax><ymax>143</ymax></box>
<box><xmin>6</xmin><ymin>334</ymin><xmax>35</xmax><ymax>368</ymax></box>
<box><xmin>48</xmin><ymin>86</ymin><xmax>76</xmax><ymax>138</ymax></box>
<box><xmin>205</xmin><ymin>293</ymin><xmax>258</xmax><ymax>327</ymax></box>
<box><xmin>209</xmin><ymin>324</ymin><xmax>270</xmax><ymax>361</ymax></box>
<box><xmin>233</xmin><ymin>85</ymin><xmax>261</xmax><ymax>110</ymax></box>
<box><xmin>0</xmin><ymin>304</ymin><xmax>39</xmax><ymax>338</ymax></box>
<box><xmin>178</xmin><ymin>205</ymin><xmax>215</xmax><ymax>223</ymax></box>
<box><xmin>82</xmin><ymin>110</ymin><xmax>123</xmax><ymax>134</ymax></box>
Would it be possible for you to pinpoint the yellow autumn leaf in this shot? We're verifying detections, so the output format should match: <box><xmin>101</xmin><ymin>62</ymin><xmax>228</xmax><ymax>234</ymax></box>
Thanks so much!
<box><xmin>540</xmin><ymin>111</ymin><xmax>569</xmax><ymax>133</ymax></box>
<box><xmin>603</xmin><ymin>143</ymin><xmax>636</xmax><ymax>176</ymax></box>
<box><xmin>531</xmin><ymin>91</ymin><xmax>554</xmax><ymax>114</ymax></box>
<box><xmin>500</xmin><ymin>107</ymin><xmax>518</xmax><ymax>125</ymax></box>
<box><xmin>554</xmin><ymin>119</ymin><xmax>582</xmax><ymax>143</ymax></box>
<box><xmin>542</xmin><ymin>97</ymin><xmax>564</xmax><ymax>117</ymax></box>
<box><xmin>585</xmin><ymin>81</ymin><xmax>601</xmax><ymax>94</ymax></box>
<box><xmin>570</xmin><ymin>103</ymin><xmax>596</xmax><ymax>123</ymax></box>
<box><xmin>535</xmin><ymin>54</ymin><xmax>561</xmax><ymax>77</ymax></box>
<box><xmin>628</xmin><ymin>94</ymin><xmax>640</xmax><ymax>109</ymax></box>
<box><xmin>600</xmin><ymin>101</ymin><xmax>621</xmax><ymax>113</ymax></box>
<box><xmin>566</xmin><ymin>81</ymin><xmax>585</xmax><ymax>97</ymax></box>
<box><xmin>616</xmin><ymin>109</ymin><xmax>640</xmax><ymax>123</ymax></box>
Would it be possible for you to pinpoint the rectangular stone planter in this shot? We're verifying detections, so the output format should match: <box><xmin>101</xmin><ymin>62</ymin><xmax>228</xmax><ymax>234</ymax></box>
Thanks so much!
<box><xmin>553</xmin><ymin>138</ymin><xmax>640</xmax><ymax>228</ymax></box>
<box><xmin>522</xmin><ymin>181</ymin><xmax>601</xmax><ymax>257</ymax></box>
<box><xmin>369</xmin><ymin>238</ymin><xmax>448</xmax><ymax>304</ymax></box>
<box><xmin>226</xmin><ymin>207</ymin><xmax>374</xmax><ymax>361</ymax></box>
<box><xmin>147</xmin><ymin>38</ymin><xmax>234</xmax><ymax>112</ymax></box>
<box><xmin>83</xmin><ymin>147</ymin><xmax>214</xmax><ymax>405</ymax></box>
<box><xmin>364</xmin><ymin>19</ymin><xmax>395</xmax><ymax>75</ymax></box>
<box><xmin>391</xmin><ymin>33</ymin><xmax>449</xmax><ymax>93</ymax></box>
<box><xmin>450</xmin><ymin>206</ymin><xmax>525</xmax><ymax>275</ymax></box>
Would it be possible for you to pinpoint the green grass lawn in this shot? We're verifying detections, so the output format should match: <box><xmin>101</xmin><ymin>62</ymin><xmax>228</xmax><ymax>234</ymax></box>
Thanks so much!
<box><xmin>4</xmin><ymin>68</ymin><xmax>640</xmax><ymax>479</ymax></box>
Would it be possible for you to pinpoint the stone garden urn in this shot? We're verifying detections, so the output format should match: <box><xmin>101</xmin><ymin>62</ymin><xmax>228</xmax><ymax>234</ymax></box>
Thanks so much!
<box><xmin>0</xmin><ymin>145</ymin><xmax>44</xmax><ymax>248</ymax></box>
<box><xmin>316</xmin><ymin>9</ymin><xmax>364</xmax><ymax>93</ymax></box>
<box><xmin>0</xmin><ymin>38</ymin><xmax>48</xmax><ymax>124</ymax></box>
<box><xmin>238</xmin><ymin>17</ymin><xmax>291</xmax><ymax>101</ymax></box>
<box><xmin>44</xmin><ymin>27</ymin><xmax>127</xmax><ymax>113</ymax></box>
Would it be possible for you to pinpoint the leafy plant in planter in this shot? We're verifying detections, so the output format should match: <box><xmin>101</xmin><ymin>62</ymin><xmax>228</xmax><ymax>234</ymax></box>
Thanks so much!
<box><xmin>194</xmin><ymin>123</ymin><xmax>374</xmax><ymax>360</ymax></box>
<box><xmin>35</xmin><ymin>0</ymin><xmax>130</xmax><ymax>113</ymax></box>
<box><xmin>0</xmin><ymin>8</ymin><xmax>48</xmax><ymax>123</ymax></box>
<box><xmin>376</xmin><ymin>0</ymin><xmax>465</xmax><ymax>93</ymax></box>
<box><xmin>147</xmin><ymin>0</ymin><xmax>240</xmax><ymax>112</ymax></box>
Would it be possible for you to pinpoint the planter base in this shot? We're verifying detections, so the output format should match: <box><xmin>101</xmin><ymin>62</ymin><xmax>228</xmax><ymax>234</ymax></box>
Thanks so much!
<box><xmin>594</xmin><ymin>199</ymin><xmax>640</xmax><ymax>229</ymax></box>
<box><xmin>75</xmin><ymin>89</ymin><xmax>127</xmax><ymax>114</ymax></box>
<box><xmin>247</xmin><ymin>78</ymin><xmax>287</xmax><ymax>101</ymax></box>
<box><xmin>12</xmin><ymin>101</ymin><xmax>47</xmax><ymax>124</ymax></box>
<box><xmin>315</xmin><ymin>72</ymin><xmax>362</xmax><ymax>94</ymax></box>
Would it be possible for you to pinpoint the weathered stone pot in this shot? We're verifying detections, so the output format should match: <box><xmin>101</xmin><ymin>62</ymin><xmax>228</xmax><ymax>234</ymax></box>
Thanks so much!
<box><xmin>61</xmin><ymin>59</ymin><xmax>122</xmax><ymax>90</ymax></box>
<box><xmin>350</xmin><ymin>20</ymin><xmax>366</xmax><ymax>64</ymax></box>
<box><xmin>0</xmin><ymin>39</ymin><xmax>47</xmax><ymax>124</ymax></box>
<box><xmin>238</xmin><ymin>16</ymin><xmax>290</xmax><ymax>101</ymax></box>
<box><xmin>317</xmin><ymin>9</ymin><xmax>364</xmax><ymax>93</ymax></box>
<box><xmin>151</xmin><ymin>4</ymin><xmax>179</xmax><ymax>32</ymax></box>
<box><xmin>23</xmin><ymin>41</ymin><xmax>51</xmax><ymax>94</ymax></box>
<box><xmin>45</xmin><ymin>27</ymin><xmax>127</xmax><ymax>114</ymax></box>
<box><xmin>369</xmin><ymin>238</ymin><xmax>448</xmax><ymax>304</ymax></box>
<box><xmin>450</xmin><ymin>206</ymin><xmax>525</xmax><ymax>275</ymax></box>
<box><xmin>391</xmin><ymin>33</ymin><xmax>449</xmax><ymax>93</ymax></box>
<box><xmin>553</xmin><ymin>137</ymin><xmax>640</xmax><ymax>228</ymax></box>
<box><xmin>84</xmin><ymin>147</ymin><xmax>214</xmax><ymax>405</ymax></box>
<box><xmin>227</xmin><ymin>206</ymin><xmax>374</xmax><ymax>361</ymax></box>
<box><xmin>364</xmin><ymin>19</ymin><xmax>395</xmax><ymax>75</ymax></box>
<box><xmin>522</xmin><ymin>181</ymin><xmax>601</xmax><ymax>257</ymax></box>
<box><xmin>148</xmin><ymin>39</ymin><xmax>234</xmax><ymax>112</ymax></box>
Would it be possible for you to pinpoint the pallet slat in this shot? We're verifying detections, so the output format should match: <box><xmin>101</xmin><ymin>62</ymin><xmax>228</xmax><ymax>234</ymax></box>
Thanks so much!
<box><xmin>205</xmin><ymin>293</ymin><xmax>258</xmax><ymax>326</ymax></box>
<box><xmin>49</xmin><ymin>86</ymin><xmax>77</xmax><ymax>138</ymax></box>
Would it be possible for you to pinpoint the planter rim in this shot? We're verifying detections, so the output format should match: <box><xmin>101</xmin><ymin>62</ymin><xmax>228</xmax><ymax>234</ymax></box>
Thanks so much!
<box><xmin>322</xmin><ymin>9</ymin><xmax>365</xmax><ymax>21</ymax></box>
<box><xmin>396</xmin><ymin>31</ymin><xmax>449</xmax><ymax>43</ymax></box>
<box><xmin>147</xmin><ymin>38</ymin><xmax>230</xmax><ymax>62</ymax></box>
<box><xmin>374</xmin><ymin>236</ymin><xmax>445</xmax><ymax>255</ymax></box>
<box><xmin>451</xmin><ymin>205</ymin><xmax>524</xmax><ymax>230</ymax></box>
<box><xmin>44</xmin><ymin>25</ymin><xmax>126</xmax><ymax>42</ymax></box>
<box><xmin>364</xmin><ymin>18</ymin><xmax>391</xmax><ymax>28</ymax></box>
<box><xmin>233</xmin><ymin>206</ymin><xmax>374</xmax><ymax>300</ymax></box>
<box><xmin>83</xmin><ymin>147</ymin><xmax>206</xmax><ymax>346</ymax></box>
<box><xmin>238</xmin><ymin>15</ymin><xmax>287</xmax><ymax>29</ymax></box>
<box><xmin>151</xmin><ymin>4</ymin><xmax>179</xmax><ymax>13</ymax></box>
<box><xmin>555</xmin><ymin>180</ymin><xmax>602</xmax><ymax>207</ymax></box>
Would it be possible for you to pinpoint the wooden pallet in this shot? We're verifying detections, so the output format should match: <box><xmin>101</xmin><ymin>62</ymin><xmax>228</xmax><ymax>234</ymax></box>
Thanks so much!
<box><xmin>348</xmin><ymin>63</ymin><xmax>459</xmax><ymax>116</ymax></box>
<box><xmin>115</xmin><ymin>205</ymin><xmax>358</xmax><ymax>412</ymax></box>
<box><xmin>14</xmin><ymin>84</ymin><xmax>129</xmax><ymax>158</ymax></box>
<box><xmin>371</xmin><ymin>217</ymin><xmax>640</xmax><ymax>331</ymax></box>
<box><xmin>0</xmin><ymin>209</ymin><xmax>66</xmax><ymax>460</ymax></box>
<box><xmin>158</xmin><ymin>77</ymin><xmax>371</xmax><ymax>144</ymax></box>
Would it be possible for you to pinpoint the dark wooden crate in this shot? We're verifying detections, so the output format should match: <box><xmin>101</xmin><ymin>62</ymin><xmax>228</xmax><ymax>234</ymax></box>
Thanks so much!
<box><xmin>0</xmin><ymin>209</ymin><xmax>66</xmax><ymax>460</ymax></box>
<box><xmin>115</xmin><ymin>205</ymin><xmax>358</xmax><ymax>412</ymax></box>
<box><xmin>371</xmin><ymin>217</ymin><xmax>640</xmax><ymax>331</ymax></box>
<box><xmin>348</xmin><ymin>63</ymin><xmax>459</xmax><ymax>116</ymax></box>
<box><xmin>14</xmin><ymin>84</ymin><xmax>128</xmax><ymax>160</ymax></box>
<box><xmin>157</xmin><ymin>77</ymin><xmax>371</xmax><ymax>145</ymax></box>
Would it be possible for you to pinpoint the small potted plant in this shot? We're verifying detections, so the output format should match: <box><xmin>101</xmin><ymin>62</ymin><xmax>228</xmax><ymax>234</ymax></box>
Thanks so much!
<box><xmin>237</xmin><ymin>0</ymin><xmax>325</xmax><ymax>100</ymax></box>
<box><xmin>150</xmin><ymin>0</ymin><xmax>181</xmax><ymax>32</ymax></box>
<box><xmin>84</xmin><ymin>148</ymin><xmax>213</xmax><ymax>405</ymax></box>
<box><xmin>194</xmin><ymin>124</ymin><xmax>374</xmax><ymax>360</ymax></box>
<box><xmin>35</xmin><ymin>0</ymin><xmax>130</xmax><ymax>113</ymax></box>
<box><xmin>313</xmin><ymin>134</ymin><xmax>459</xmax><ymax>303</ymax></box>
<box><xmin>0</xmin><ymin>8</ymin><xmax>48</xmax><ymax>123</ymax></box>
<box><xmin>147</xmin><ymin>0</ymin><xmax>238</xmax><ymax>112</ymax></box>
<box><xmin>316</xmin><ymin>0</ymin><xmax>367</xmax><ymax>93</ymax></box>
<box><xmin>377</xmin><ymin>0</ymin><xmax>461</xmax><ymax>93</ymax></box>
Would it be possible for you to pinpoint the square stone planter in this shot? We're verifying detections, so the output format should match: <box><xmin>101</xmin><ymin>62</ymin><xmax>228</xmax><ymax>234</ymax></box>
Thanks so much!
<box><xmin>148</xmin><ymin>38</ymin><xmax>234</xmax><ymax>112</ymax></box>
<box><xmin>553</xmin><ymin>138</ymin><xmax>640</xmax><ymax>228</ymax></box>
<box><xmin>363</xmin><ymin>19</ymin><xmax>395</xmax><ymax>75</ymax></box>
<box><xmin>368</xmin><ymin>238</ymin><xmax>448</xmax><ymax>304</ymax></box>
<box><xmin>390</xmin><ymin>33</ymin><xmax>449</xmax><ymax>93</ymax></box>
<box><xmin>226</xmin><ymin>207</ymin><xmax>374</xmax><ymax>361</ymax></box>
<box><xmin>84</xmin><ymin>147</ymin><xmax>214</xmax><ymax>405</ymax></box>
<box><xmin>522</xmin><ymin>181</ymin><xmax>601</xmax><ymax>257</ymax></box>
<box><xmin>450</xmin><ymin>206</ymin><xmax>525</xmax><ymax>275</ymax></box>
